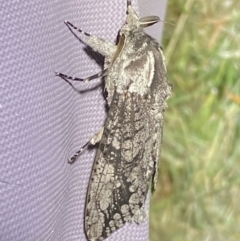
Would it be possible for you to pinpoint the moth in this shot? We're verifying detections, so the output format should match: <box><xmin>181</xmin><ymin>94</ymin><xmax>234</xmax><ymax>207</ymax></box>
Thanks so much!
<box><xmin>56</xmin><ymin>0</ymin><xmax>172</xmax><ymax>240</ymax></box>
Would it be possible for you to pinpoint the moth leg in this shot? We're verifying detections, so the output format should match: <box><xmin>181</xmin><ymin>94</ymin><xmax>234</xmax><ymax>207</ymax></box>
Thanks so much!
<box><xmin>64</xmin><ymin>20</ymin><xmax>117</xmax><ymax>58</ymax></box>
<box><xmin>64</xmin><ymin>20</ymin><xmax>91</xmax><ymax>37</ymax></box>
<box><xmin>68</xmin><ymin>141</ymin><xmax>90</xmax><ymax>164</ymax></box>
<box><xmin>55</xmin><ymin>69</ymin><xmax>107</xmax><ymax>82</ymax></box>
<box><xmin>89</xmin><ymin>128</ymin><xmax>104</xmax><ymax>145</ymax></box>
<box><xmin>68</xmin><ymin>128</ymin><xmax>104</xmax><ymax>163</ymax></box>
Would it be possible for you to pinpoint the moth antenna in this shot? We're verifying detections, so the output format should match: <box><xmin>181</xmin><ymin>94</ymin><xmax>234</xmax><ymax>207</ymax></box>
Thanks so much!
<box><xmin>150</xmin><ymin>17</ymin><xmax>175</xmax><ymax>27</ymax></box>
<box><xmin>164</xmin><ymin>20</ymin><xmax>175</xmax><ymax>26</ymax></box>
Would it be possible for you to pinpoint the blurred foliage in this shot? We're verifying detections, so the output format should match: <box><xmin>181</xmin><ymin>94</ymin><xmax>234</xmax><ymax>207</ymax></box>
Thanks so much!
<box><xmin>150</xmin><ymin>0</ymin><xmax>240</xmax><ymax>240</ymax></box>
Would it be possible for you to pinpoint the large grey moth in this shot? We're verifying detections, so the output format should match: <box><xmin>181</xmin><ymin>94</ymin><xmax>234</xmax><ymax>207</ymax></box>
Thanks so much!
<box><xmin>56</xmin><ymin>1</ymin><xmax>172</xmax><ymax>240</ymax></box>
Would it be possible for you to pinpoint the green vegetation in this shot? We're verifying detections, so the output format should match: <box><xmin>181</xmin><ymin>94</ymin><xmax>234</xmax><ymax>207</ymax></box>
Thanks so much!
<box><xmin>150</xmin><ymin>0</ymin><xmax>240</xmax><ymax>240</ymax></box>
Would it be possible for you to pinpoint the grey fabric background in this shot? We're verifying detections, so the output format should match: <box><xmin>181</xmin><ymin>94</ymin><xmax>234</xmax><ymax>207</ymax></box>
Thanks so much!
<box><xmin>0</xmin><ymin>0</ymin><xmax>167</xmax><ymax>240</ymax></box>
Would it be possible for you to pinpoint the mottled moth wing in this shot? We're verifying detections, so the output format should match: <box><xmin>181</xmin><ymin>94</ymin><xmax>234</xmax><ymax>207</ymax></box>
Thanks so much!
<box><xmin>85</xmin><ymin>42</ymin><xmax>170</xmax><ymax>240</ymax></box>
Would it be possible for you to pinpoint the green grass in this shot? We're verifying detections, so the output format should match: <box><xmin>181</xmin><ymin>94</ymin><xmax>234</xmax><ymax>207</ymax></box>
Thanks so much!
<box><xmin>150</xmin><ymin>0</ymin><xmax>240</xmax><ymax>240</ymax></box>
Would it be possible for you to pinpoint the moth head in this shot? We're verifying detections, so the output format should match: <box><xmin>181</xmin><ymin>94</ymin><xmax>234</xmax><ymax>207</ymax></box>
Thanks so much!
<box><xmin>113</xmin><ymin>1</ymin><xmax>161</xmax><ymax>65</ymax></box>
<box><xmin>126</xmin><ymin>0</ymin><xmax>160</xmax><ymax>30</ymax></box>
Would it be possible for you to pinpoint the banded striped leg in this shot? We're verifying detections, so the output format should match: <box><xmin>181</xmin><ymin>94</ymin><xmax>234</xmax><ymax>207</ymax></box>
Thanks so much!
<box><xmin>68</xmin><ymin>141</ymin><xmax>90</xmax><ymax>163</ymax></box>
<box><xmin>55</xmin><ymin>20</ymin><xmax>113</xmax><ymax>83</ymax></box>
<box><xmin>64</xmin><ymin>20</ymin><xmax>92</xmax><ymax>37</ymax></box>
<box><xmin>55</xmin><ymin>20</ymin><xmax>108</xmax><ymax>83</ymax></box>
<box><xmin>68</xmin><ymin>128</ymin><xmax>104</xmax><ymax>163</ymax></box>
<box><xmin>55</xmin><ymin>69</ymin><xmax>107</xmax><ymax>82</ymax></box>
<box><xmin>64</xmin><ymin>20</ymin><xmax>116</xmax><ymax>57</ymax></box>
<box><xmin>64</xmin><ymin>20</ymin><xmax>113</xmax><ymax>49</ymax></box>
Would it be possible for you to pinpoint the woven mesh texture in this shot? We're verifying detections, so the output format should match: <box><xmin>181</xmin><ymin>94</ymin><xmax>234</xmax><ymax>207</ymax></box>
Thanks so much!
<box><xmin>0</xmin><ymin>0</ymin><xmax>166</xmax><ymax>240</ymax></box>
